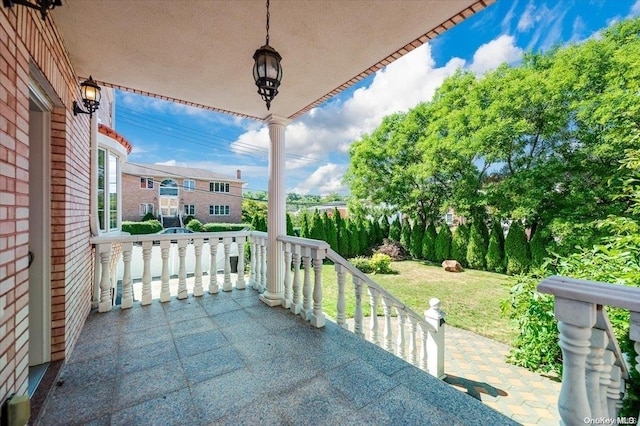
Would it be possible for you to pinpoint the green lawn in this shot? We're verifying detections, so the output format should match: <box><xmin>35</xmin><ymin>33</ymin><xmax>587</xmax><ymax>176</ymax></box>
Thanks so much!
<box><xmin>320</xmin><ymin>260</ymin><xmax>517</xmax><ymax>345</ymax></box>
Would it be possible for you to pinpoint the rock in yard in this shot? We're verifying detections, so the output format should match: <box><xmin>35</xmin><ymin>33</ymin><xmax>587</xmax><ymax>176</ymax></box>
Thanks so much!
<box><xmin>442</xmin><ymin>260</ymin><xmax>463</xmax><ymax>272</ymax></box>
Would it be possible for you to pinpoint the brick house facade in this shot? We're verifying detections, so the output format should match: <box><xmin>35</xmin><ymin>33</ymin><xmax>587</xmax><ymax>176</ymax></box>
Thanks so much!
<box><xmin>122</xmin><ymin>163</ymin><xmax>244</xmax><ymax>225</ymax></box>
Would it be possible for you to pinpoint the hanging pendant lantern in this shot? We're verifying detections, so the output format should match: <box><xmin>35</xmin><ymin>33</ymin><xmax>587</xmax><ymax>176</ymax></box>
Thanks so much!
<box><xmin>252</xmin><ymin>0</ymin><xmax>282</xmax><ymax>110</ymax></box>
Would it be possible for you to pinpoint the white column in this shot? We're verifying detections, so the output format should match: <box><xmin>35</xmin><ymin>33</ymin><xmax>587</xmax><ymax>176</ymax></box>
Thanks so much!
<box><xmin>260</xmin><ymin>115</ymin><xmax>290</xmax><ymax>307</ymax></box>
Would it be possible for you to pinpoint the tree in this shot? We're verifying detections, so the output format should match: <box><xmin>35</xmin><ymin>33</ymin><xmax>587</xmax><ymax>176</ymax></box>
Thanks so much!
<box><xmin>299</xmin><ymin>211</ymin><xmax>311</xmax><ymax>238</ymax></box>
<box><xmin>400</xmin><ymin>217</ymin><xmax>411</xmax><ymax>250</ymax></box>
<box><xmin>486</xmin><ymin>223</ymin><xmax>505</xmax><ymax>273</ymax></box>
<box><xmin>347</xmin><ymin>220</ymin><xmax>360</xmax><ymax>258</ymax></box>
<box><xmin>451</xmin><ymin>224</ymin><xmax>470</xmax><ymax>266</ymax></box>
<box><xmin>286</xmin><ymin>213</ymin><xmax>295</xmax><ymax>236</ymax></box>
<box><xmin>337</xmin><ymin>217</ymin><xmax>349</xmax><ymax>257</ymax></box>
<box><xmin>358</xmin><ymin>220</ymin><xmax>369</xmax><ymax>255</ymax></box>
<box><xmin>467</xmin><ymin>222</ymin><xmax>487</xmax><ymax>270</ymax></box>
<box><xmin>243</xmin><ymin>199</ymin><xmax>268</xmax><ymax>224</ymax></box>
<box><xmin>410</xmin><ymin>220</ymin><xmax>425</xmax><ymax>259</ymax></box>
<box><xmin>309</xmin><ymin>210</ymin><xmax>326</xmax><ymax>241</ymax></box>
<box><xmin>323</xmin><ymin>211</ymin><xmax>338</xmax><ymax>251</ymax></box>
<box><xmin>389</xmin><ymin>217</ymin><xmax>402</xmax><ymax>241</ymax></box>
<box><xmin>381</xmin><ymin>215</ymin><xmax>390</xmax><ymax>239</ymax></box>
<box><xmin>435</xmin><ymin>223</ymin><xmax>452</xmax><ymax>262</ymax></box>
<box><xmin>332</xmin><ymin>208</ymin><xmax>345</xmax><ymax>254</ymax></box>
<box><xmin>529</xmin><ymin>225</ymin><xmax>552</xmax><ymax>268</ymax></box>
<box><xmin>504</xmin><ymin>221</ymin><xmax>530</xmax><ymax>275</ymax></box>
<box><xmin>422</xmin><ymin>223</ymin><xmax>438</xmax><ymax>262</ymax></box>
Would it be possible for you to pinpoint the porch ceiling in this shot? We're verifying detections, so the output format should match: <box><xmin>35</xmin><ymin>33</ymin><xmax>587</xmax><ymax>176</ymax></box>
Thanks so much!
<box><xmin>54</xmin><ymin>0</ymin><xmax>492</xmax><ymax>121</ymax></box>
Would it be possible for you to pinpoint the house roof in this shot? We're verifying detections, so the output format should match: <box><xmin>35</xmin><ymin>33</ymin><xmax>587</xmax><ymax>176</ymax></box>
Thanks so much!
<box><xmin>98</xmin><ymin>124</ymin><xmax>132</xmax><ymax>154</ymax></box>
<box><xmin>53</xmin><ymin>0</ymin><xmax>492</xmax><ymax>121</ymax></box>
<box><xmin>122</xmin><ymin>163</ymin><xmax>244</xmax><ymax>183</ymax></box>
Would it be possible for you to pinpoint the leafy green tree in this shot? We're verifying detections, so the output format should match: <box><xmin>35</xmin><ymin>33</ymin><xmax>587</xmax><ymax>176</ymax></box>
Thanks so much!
<box><xmin>451</xmin><ymin>224</ymin><xmax>470</xmax><ymax>266</ymax></box>
<box><xmin>242</xmin><ymin>198</ymin><xmax>267</xmax><ymax>224</ymax></box>
<box><xmin>486</xmin><ymin>224</ymin><xmax>505</xmax><ymax>273</ymax></box>
<box><xmin>410</xmin><ymin>220</ymin><xmax>425</xmax><ymax>259</ymax></box>
<box><xmin>504</xmin><ymin>221</ymin><xmax>530</xmax><ymax>275</ymax></box>
<box><xmin>467</xmin><ymin>222</ymin><xmax>487</xmax><ymax>270</ymax></box>
<box><xmin>435</xmin><ymin>223</ymin><xmax>452</xmax><ymax>262</ymax></box>
<box><xmin>389</xmin><ymin>217</ymin><xmax>402</xmax><ymax>241</ymax></box>
<box><xmin>337</xmin><ymin>217</ymin><xmax>349</xmax><ymax>257</ymax></box>
<box><xmin>400</xmin><ymin>217</ymin><xmax>411</xmax><ymax>250</ymax></box>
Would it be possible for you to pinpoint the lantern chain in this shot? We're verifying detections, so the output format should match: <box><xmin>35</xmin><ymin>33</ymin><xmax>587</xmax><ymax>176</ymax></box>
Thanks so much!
<box><xmin>266</xmin><ymin>0</ymin><xmax>270</xmax><ymax>45</ymax></box>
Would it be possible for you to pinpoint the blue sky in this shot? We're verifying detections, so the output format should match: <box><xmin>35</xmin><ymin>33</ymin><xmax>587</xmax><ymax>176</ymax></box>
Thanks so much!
<box><xmin>114</xmin><ymin>0</ymin><xmax>640</xmax><ymax>196</ymax></box>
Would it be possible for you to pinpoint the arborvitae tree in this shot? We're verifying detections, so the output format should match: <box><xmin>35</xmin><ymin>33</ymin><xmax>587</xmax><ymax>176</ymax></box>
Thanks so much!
<box><xmin>400</xmin><ymin>217</ymin><xmax>411</xmax><ymax>249</ymax></box>
<box><xmin>451</xmin><ymin>224</ymin><xmax>470</xmax><ymax>267</ymax></box>
<box><xmin>299</xmin><ymin>211</ymin><xmax>311</xmax><ymax>238</ymax></box>
<box><xmin>435</xmin><ymin>223</ymin><xmax>452</xmax><ymax>262</ymax></box>
<box><xmin>251</xmin><ymin>215</ymin><xmax>260</xmax><ymax>231</ymax></box>
<box><xmin>347</xmin><ymin>220</ymin><xmax>360</xmax><ymax>258</ymax></box>
<box><xmin>286</xmin><ymin>213</ymin><xmax>295</xmax><ymax>236</ymax></box>
<box><xmin>422</xmin><ymin>223</ymin><xmax>438</xmax><ymax>261</ymax></box>
<box><xmin>467</xmin><ymin>222</ymin><xmax>487</xmax><ymax>270</ymax></box>
<box><xmin>410</xmin><ymin>220</ymin><xmax>425</xmax><ymax>259</ymax></box>
<box><xmin>485</xmin><ymin>228</ymin><xmax>505</xmax><ymax>273</ymax></box>
<box><xmin>389</xmin><ymin>217</ymin><xmax>402</xmax><ymax>241</ymax></box>
<box><xmin>490</xmin><ymin>220</ymin><xmax>505</xmax><ymax>253</ymax></box>
<box><xmin>338</xmin><ymin>218</ymin><xmax>349</xmax><ymax>257</ymax></box>
<box><xmin>373</xmin><ymin>219</ymin><xmax>383</xmax><ymax>245</ymax></box>
<box><xmin>309</xmin><ymin>210</ymin><xmax>326</xmax><ymax>241</ymax></box>
<box><xmin>477</xmin><ymin>219</ymin><xmax>489</xmax><ymax>250</ymax></box>
<box><xmin>366</xmin><ymin>220</ymin><xmax>376</xmax><ymax>248</ymax></box>
<box><xmin>358</xmin><ymin>220</ymin><xmax>369</xmax><ymax>255</ymax></box>
<box><xmin>381</xmin><ymin>215</ymin><xmax>390</xmax><ymax>240</ymax></box>
<box><xmin>324</xmin><ymin>212</ymin><xmax>339</xmax><ymax>252</ymax></box>
<box><xmin>256</xmin><ymin>215</ymin><xmax>267</xmax><ymax>232</ymax></box>
<box><xmin>504</xmin><ymin>220</ymin><xmax>531</xmax><ymax>275</ymax></box>
<box><xmin>529</xmin><ymin>225</ymin><xmax>551</xmax><ymax>268</ymax></box>
<box><xmin>332</xmin><ymin>208</ymin><xmax>344</xmax><ymax>254</ymax></box>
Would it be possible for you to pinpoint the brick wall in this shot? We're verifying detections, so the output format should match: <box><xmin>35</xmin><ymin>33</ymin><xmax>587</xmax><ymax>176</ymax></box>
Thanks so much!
<box><xmin>1</xmin><ymin>6</ymin><xmax>94</xmax><ymax>401</ymax></box>
<box><xmin>122</xmin><ymin>173</ymin><xmax>244</xmax><ymax>224</ymax></box>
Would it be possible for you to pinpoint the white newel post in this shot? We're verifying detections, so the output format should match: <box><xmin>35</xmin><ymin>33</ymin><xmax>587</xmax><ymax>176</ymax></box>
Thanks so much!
<box><xmin>260</xmin><ymin>115</ymin><xmax>290</xmax><ymax>307</ymax></box>
<box><xmin>160</xmin><ymin>240</ymin><xmax>171</xmax><ymax>302</ymax></box>
<box><xmin>554</xmin><ymin>297</ymin><xmax>596</xmax><ymax>426</ymax></box>
<box><xmin>121</xmin><ymin>242</ymin><xmax>133</xmax><ymax>309</ymax></box>
<box><xmin>425</xmin><ymin>298</ymin><xmax>445</xmax><ymax>379</ymax></box>
<box><xmin>98</xmin><ymin>243</ymin><xmax>112</xmax><ymax>312</ymax></box>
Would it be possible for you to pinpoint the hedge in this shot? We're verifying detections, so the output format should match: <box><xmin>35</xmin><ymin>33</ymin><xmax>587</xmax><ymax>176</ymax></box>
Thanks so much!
<box><xmin>122</xmin><ymin>220</ymin><xmax>163</xmax><ymax>235</ymax></box>
<box><xmin>202</xmin><ymin>223</ymin><xmax>250</xmax><ymax>232</ymax></box>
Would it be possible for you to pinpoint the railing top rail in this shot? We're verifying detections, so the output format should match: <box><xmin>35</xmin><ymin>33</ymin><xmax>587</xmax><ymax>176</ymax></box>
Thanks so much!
<box><xmin>325</xmin><ymin>248</ymin><xmax>436</xmax><ymax>332</ymax></box>
<box><xmin>277</xmin><ymin>235</ymin><xmax>330</xmax><ymax>250</ymax></box>
<box><xmin>250</xmin><ymin>231</ymin><xmax>268</xmax><ymax>238</ymax></box>
<box><xmin>538</xmin><ymin>275</ymin><xmax>640</xmax><ymax>313</ymax></box>
<box><xmin>597</xmin><ymin>308</ymin><xmax>629</xmax><ymax>379</ymax></box>
<box><xmin>91</xmin><ymin>230</ymin><xmax>251</xmax><ymax>245</ymax></box>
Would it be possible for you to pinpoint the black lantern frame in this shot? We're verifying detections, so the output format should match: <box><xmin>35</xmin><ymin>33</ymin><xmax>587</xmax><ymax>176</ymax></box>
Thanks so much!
<box><xmin>2</xmin><ymin>0</ymin><xmax>62</xmax><ymax>20</ymax></box>
<box><xmin>73</xmin><ymin>76</ymin><xmax>101</xmax><ymax>118</ymax></box>
<box><xmin>252</xmin><ymin>0</ymin><xmax>282</xmax><ymax>110</ymax></box>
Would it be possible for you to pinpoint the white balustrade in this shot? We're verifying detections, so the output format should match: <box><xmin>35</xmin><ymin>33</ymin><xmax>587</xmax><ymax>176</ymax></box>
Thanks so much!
<box><xmin>283</xmin><ymin>243</ymin><xmax>292</xmax><ymax>309</ymax></box>
<box><xmin>396</xmin><ymin>309</ymin><xmax>406</xmax><ymax>359</ymax></box>
<box><xmin>381</xmin><ymin>297</ymin><xmax>393</xmax><ymax>351</ymax></box>
<box><xmin>300</xmin><ymin>247</ymin><xmax>312</xmax><ymax>321</ymax></box>
<box><xmin>121</xmin><ymin>242</ymin><xmax>133</xmax><ymax>309</ymax></box>
<box><xmin>177</xmin><ymin>239</ymin><xmax>188</xmax><ymax>299</ymax></box>
<box><xmin>236</xmin><ymin>237</ymin><xmax>246</xmax><ymax>290</ymax></box>
<box><xmin>368</xmin><ymin>287</ymin><xmax>380</xmax><ymax>345</ymax></box>
<box><xmin>209</xmin><ymin>236</ymin><xmax>219</xmax><ymax>294</ymax></box>
<box><xmin>336</xmin><ymin>264</ymin><xmax>347</xmax><ymax>329</ymax></box>
<box><xmin>160</xmin><ymin>240</ymin><xmax>171</xmax><ymax>302</ymax></box>
<box><xmin>354</xmin><ymin>276</ymin><xmax>365</xmax><ymax>338</ymax></box>
<box><xmin>98</xmin><ymin>243</ymin><xmax>112</xmax><ymax>312</ymax></box>
<box><xmin>141</xmin><ymin>241</ymin><xmax>152</xmax><ymax>305</ymax></box>
<box><xmin>311</xmin><ymin>249</ymin><xmax>326</xmax><ymax>328</ymax></box>
<box><xmin>291</xmin><ymin>246</ymin><xmax>301</xmax><ymax>315</ymax></box>
<box><xmin>193</xmin><ymin>238</ymin><xmax>204</xmax><ymax>297</ymax></box>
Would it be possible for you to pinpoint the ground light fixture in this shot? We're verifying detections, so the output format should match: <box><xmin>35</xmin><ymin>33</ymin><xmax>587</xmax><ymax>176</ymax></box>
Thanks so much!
<box><xmin>2</xmin><ymin>0</ymin><xmax>61</xmax><ymax>20</ymax></box>
<box><xmin>252</xmin><ymin>0</ymin><xmax>282</xmax><ymax>110</ymax></box>
<box><xmin>73</xmin><ymin>76</ymin><xmax>101</xmax><ymax>118</ymax></box>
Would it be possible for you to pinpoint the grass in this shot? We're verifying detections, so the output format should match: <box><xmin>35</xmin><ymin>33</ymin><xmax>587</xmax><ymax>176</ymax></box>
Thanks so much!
<box><xmin>320</xmin><ymin>259</ymin><xmax>517</xmax><ymax>345</ymax></box>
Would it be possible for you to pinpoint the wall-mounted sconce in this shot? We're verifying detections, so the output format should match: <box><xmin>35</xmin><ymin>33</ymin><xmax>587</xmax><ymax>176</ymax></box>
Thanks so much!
<box><xmin>2</xmin><ymin>0</ymin><xmax>61</xmax><ymax>20</ymax></box>
<box><xmin>73</xmin><ymin>76</ymin><xmax>101</xmax><ymax>118</ymax></box>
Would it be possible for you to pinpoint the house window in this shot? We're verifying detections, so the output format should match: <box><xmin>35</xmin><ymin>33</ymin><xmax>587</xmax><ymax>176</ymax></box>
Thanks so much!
<box><xmin>160</xmin><ymin>179</ymin><xmax>179</xmax><ymax>196</ymax></box>
<box><xmin>445</xmin><ymin>213</ymin><xmax>454</xmax><ymax>224</ymax></box>
<box><xmin>184</xmin><ymin>204</ymin><xmax>195</xmax><ymax>215</ymax></box>
<box><xmin>209</xmin><ymin>205</ymin><xmax>230</xmax><ymax>216</ymax></box>
<box><xmin>183</xmin><ymin>179</ymin><xmax>195</xmax><ymax>192</ymax></box>
<box><xmin>140</xmin><ymin>177</ymin><xmax>154</xmax><ymax>189</ymax></box>
<box><xmin>97</xmin><ymin>148</ymin><xmax>122</xmax><ymax>232</ymax></box>
<box><xmin>139</xmin><ymin>203</ymin><xmax>154</xmax><ymax>216</ymax></box>
<box><xmin>209</xmin><ymin>182</ymin><xmax>230</xmax><ymax>193</ymax></box>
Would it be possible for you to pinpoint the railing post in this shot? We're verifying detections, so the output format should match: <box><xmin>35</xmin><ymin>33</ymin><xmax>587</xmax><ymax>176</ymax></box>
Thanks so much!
<box><xmin>353</xmin><ymin>276</ymin><xmax>364</xmax><ymax>338</ymax></box>
<box><xmin>396</xmin><ymin>309</ymin><xmax>407</xmax><ymax>359</ymax></box>
<box><xmin>223</xmin><ymin>237</ymin><xmax>232</xmax><ymax>292</ymax></box>
<box><xmin>236</xmin><ymin>236</ymin><xmax>246</xmax><ymax>290</ymax></box>
<box><xmin>310</xmin><ymin>248</ymin><xmax>326</xmax><ymax>328</ymax></box>
<box><xmin>419</xmin><ymin>323</ymin><xmax>428</xmax><ymax>372</ymax></box>
<box><xmin>249</xmin><ymin>236</ymin><xmax>256</xmax><ymax>289</ymax></box>
<box><xmin>600</xmin><ymin>350</ymin><xmax>614</xmax><ymax>418</ymax></box>
<box><xmin>368</xmin><ymin>287</ymin><xmax>379</xmax><ymax>345</ymax></box>
<box><xmin>381</xmin><ymin>297</ymin><xmax>393</xmax><ymax>351</ymax></box>
<box><xmin>586</xmin><ymin>328</ymin><xmax>607</xmax><ymax>418</ymax></box>
<box><xmin>335</xmin><ymin>264</ymin><xmax>347</xmax><ymax>329</ymax></box>
<box><xmin>408</xmin><ymin>315</ymin><xmax>418</xmax><ymax>366</ymax></box>
<box><xmin>120</xmin><ymin>242</ymin><xmax>133</xmax><ymax>309</ymax></box>
<box><xmin>260</xmin><ymin>238</ymin><xmax>267</xmax><ymax>293</ymax></box>
<box><xmin>160</xmin><ymin>240</ymin><xmax>171</xmax><ymax>302</ymax></box>
<box><xmin>193</xmin><ymin>238</ymin><xmax>204</xmax><ymax>297</ymax></box>
<box><xmin>607</xmin><ymin>364</ymin><xmax>622</xmax><ymax>418</ymax></box>
<box><xmin>554</xmin><ymin>297</ymin><xmax>596</xmax><ymax>425</ymax></box>
<box><xmin>290</xmin><ymin>245</ymin><xmax>301</xmax><ymax>315</ymax></box>
<box><xmin>300</xmin><ymin>246</ymin><xmax>312</xmax><ymax>321</ymax></box>
<box><xmin>425</xmin><ymin>298</ymin><xmax>445</xmax><ymax>379</ymax></box>
<box><xmin>98</xmin><ymin>243</ymin><xmax>113</xmax><ymax>312</ymax></box>
<box><xmin>141</xmin><ymin>241</ymin><xmax>153</xmax><ymax>306</ymax></box>
<box><xmin>282</xmin><ymin>242</ymin><xmax>292</xmax><ymax>309</ymax></box>
<box><xmin>208</xmin><ymin>237</ymin><xmax>219</xmax><ymax>294</ymax></box>
<box><xmin>177</xmin><ymin>239</ymin><xmax>188</xmax><ymax>299</ymax></box>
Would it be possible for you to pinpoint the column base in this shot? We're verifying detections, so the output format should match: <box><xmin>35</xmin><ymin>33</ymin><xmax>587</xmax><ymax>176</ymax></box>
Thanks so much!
<box><xmin>259</xmin><ymin>293</ymin><xmax>283</xmax><ymax>307</ymax></box>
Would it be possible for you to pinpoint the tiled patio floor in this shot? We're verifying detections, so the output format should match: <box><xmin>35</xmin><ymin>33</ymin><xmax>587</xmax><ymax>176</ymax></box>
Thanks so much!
<box><xmin>36</xmin><ymin>287</ymin><xmax>515</xmax><ymax>425</ymax></box>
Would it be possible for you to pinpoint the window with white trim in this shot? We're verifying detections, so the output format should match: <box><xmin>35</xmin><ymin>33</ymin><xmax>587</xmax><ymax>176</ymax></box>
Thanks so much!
<box><xmin>140</xmin><ymin>177</ymin><xmax>154</xmax><ymax>189</ymax></box>
<box><xmin>97</xmin><ymin>148</ymin><xmax>122</xmax><ymax>232</ymax></box>
<box><xmin>209</xmin><ymin>205</ymin><xmax>230</xmax><ymax>216</ymax></box>
<box><xmin>183</xmin><ymin>179</ymin><xmax>195</xmax><ymax>191</ymax></box>
<box><xmin>139</xmin><ymin>203</ymin><xmax>154</xmax><ymax>216</ymax></box>
<box><xmin>184</xmin><ymin>204</ymin><xmax>195</xmax><ymax>215</ymax></box>
<box><xmin>209</xmin><ymin>182</ymin><xmax>230</xmax><ymax>193</ymax></box>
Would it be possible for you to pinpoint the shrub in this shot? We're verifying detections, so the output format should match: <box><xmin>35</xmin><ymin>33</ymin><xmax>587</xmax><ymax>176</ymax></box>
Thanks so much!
<box><xmin>505</xmin><ymin>221</ymin><xmax>530</xmax><ymax>275</ymax></box>
<box><xmin>435</xmin><ymin>223</ymin><xmax>452</xmax><ymax>262</ymax></box>
<box><xmin>186</xmin><ymin>219</ymin><xmax>203</xmax><ymax>232</ymax></box>
<box><xmin>182</xmin><ymin>215</ymin><xmax>194</xmax><ymax>225</ymax></box>
<box><xmin>467</xmin><ymin>222</ymin><xmax>487</xmax><ymax>270</ymax></box>
<box><xmin>486</xmin><ymin>226</ymin><xmax>505</xmax><ymax>273</ymax></box>
<box><xmin>451</xmin><ymin>224</ymin><xmax>469</xmax><ymax>267</ymax></box>
<box><xmin>400</xmin><ymin>217</ymin><xmax>411</xmax><ymax>250</ymax></box>
<box><xmin>370</xmin><ymin>253</ymin><xmax>393</xmax><ymax>274</ymax></box>
<box><xmin>142</xmin><ymin>212</ymin><xmax>156</xmax><ymax>222</ymax></box>
<box><xmin>389</xmin><ymin>217</ymin><xmax>402</xmax><ymax>241</ymax></box>
<box><xmin>375</xmin><ymin>239</ymin><xmax>408</xmax><ymax>261</ymax></box>
<box><xmin>122</xmin><ymin>220</ymin><xmax>162</xmax><ymax>235</ymax></box>
<box><xmin>422</xmin><ymin>223</ymin><xmax>437</xmax><ymax>262</ymax></box>
<box><xmin>201</xmin><ymin>223</ymin><xmax>250</xmax><ymax>232</ymax></box>
<box><xmin>410</xmin><ymin>221</ymin><xmax>424</xmax><ymax>259</ymax></box>
<box><xmin>349</xmin><ymin>256</ymin><xmax>373</xmax><ymax>273</ymax></box>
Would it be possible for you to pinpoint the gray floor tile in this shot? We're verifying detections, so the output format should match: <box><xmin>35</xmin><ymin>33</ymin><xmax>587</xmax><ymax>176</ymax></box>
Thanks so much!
<box><xmin>39</xmin><ymin>377</ymin><xmax>116</xmax><ymax>426</ymax></box>
<box><xmin>58</xmin><ymin>353</ymin><xmax>116</xmax><ymax>388</ymax></box>
<box><xmin>67</xmin><ymin>334</ymin><xmax>119</xmax><ymax>364</ymax></box>
<box><xmin>175</xmin><ymin>329</ymin><xmax>229</xmax><ymax>358</ymax></box>
<box><xmin>200</xmin><ymin>298</ymin><xmax>243</xmax><ymax>316</ymax></box>
<box><xmin>209</xmin><ymin>307</ymin><xmax>253</xmax><ymax>327</ymax></box>
<box><xmin>120</xmin><ymin>324</ymin><xmax>173</xmax><ymax>352</ymax></box>
<box><xmin>169</xmin><ymin>315</ymin><xmax>218</xmax><ymax>338</ymax></box>
<box><xmin>182</xmin><ymin>346</ymin><xmax>245</xmax><ymax>385</ymax></box>
<box><xmin>118</xmin><ymin>339</ymin><xmax>179</xmax><ymax>374</ymax></box>
<box><xmin>114</xmin><ymin>360</ymin><xmax>187</xmax><ymax>410</ymax></box>
<box><xmin>324</xmin><ymin>358</ymin><xmax>397</xmax><ymax>409</ymax></box>
<box><xmin>111</xmin><ymin>388</ymin><xmax>202</xmax><ymax>426</ymax></box>
<box><xmin>190</xmin><ymin>369</ymin><xmax>259</xmax><ymax>422</ymax></box>
<box><xmin>164</xmin><ymin>303</ymin><xmax>208</xmax><ymax>323</ymax></box>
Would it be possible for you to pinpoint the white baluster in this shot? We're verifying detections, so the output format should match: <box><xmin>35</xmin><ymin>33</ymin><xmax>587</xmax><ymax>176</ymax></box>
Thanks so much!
<box><xmin>301</xmin><ymin>247</ymin><xmax>312</xmax><ymax>321</ymax></box>
<box><xmin>368</xmin><ymin>287</ymin><xmax>379</xmax><ymax>345</ymax></box>
<box><xmin>425</xmin><ymin>298</ymin><xmax>446</xmax><ymax>379</ymax></box>
<box><xmin>311</xmin><ymin>250</ymin><xmax>325</xmax><ymax>328</ymax></box>
<box><xmin>555</xmin><ymin>297</ymin><xmax>597</xmax><ymax>425</ymax></box>
<box><xmin>586</xmin><ymin>328</ymin><xmax>607</xmax><ymax>418</ymax></box>
<box><xmin>282</xmin><ymin>243</ymin><xmax>292</xmax><ymax>309</ymax></box>
<box><xmin>236</xmin><ymin>236</ymin><xmax>246</xmax><ymax>290</ymax></box>
<box><xmin>408</xmin><ymin>316</ymin><xmax>418</xmax><ymax>366</ymax></box>
<box><xmin>607</xmin><ymin>364</ymin><xmax>622</xmax><ymax>418</ymax></box>
<box><xmin>160</xmin><ymin>240</ymin><xmax>171</xmax><ymax>302</ymax></box>
<box><xmin>600</xmin><ymin>350</ymin><xmax>613</xmax><ymax>417</ymax></box>
<box><xmin>354</xmin><ymin>276</ymin><xmax>364</xmax><ymax>338</ymax></box>
<box><xmin>223</xmin><ymin>237</ymin><xmax>232</xmax><ymax>292</ymax></box>
<box><xmin>209</xmin><ymin>238</ymin><xmax>219</xmax><ymax>294</ymax></box>
<box><xmin>290</xmin><ymin>246</ymin><xmax>301</xmax><ymax>315</ymax></box>
<box><xmin>260</xmin><ymin>239</ymin><xmax>267</xmax><ymax>292</ymax></box>
<box><xmin>141</xmin><ymin>241</ymin><xmax>153</xmax><ymax>305</ymax></box>
<box><xmin>396</xmin><ymin>309</ymin><xmax>406</xmax><ymax>359</ymax></box>
<box><xmin>419</xmin><ymin>323</ymin><xmax>428</xmax><ymax>372</ymax></box>
<box><xmin>253</xmin><ymin>237</ymin><xmax>261</xmax><ymax>291</ymax></box>
<box><xmin>177</xmin><ymin>239</ymin><xmax>188</xmax><ymax>299</ymax></box>
<box><xmin>335</xmin><ymin>264</ymin><xmax>347</xmax><ymax>329</ymax></box>
<box><xmin>98</xmin><ymin>243</ymin><xmax>113</xmax><ymax>312</ymax></box>
<box><xmin>249</xmin><ymin>237</ymin><xmax>256</xmax><ymax>289</ymax></box>
<box><xmin>633</xmin><ymin>312</ymin><xmax>640</xmax><ymax>420</ymax></box>
<box><xmin>381</xmin><ymin>297</ymin><xmax>393</xmax><ymax>351</ymax></box>
<box><xmin>120</xmin><ymin>242</ymin><xmax>133</xmax><ymax>309</ymax></box>
<box><xmin>193</xmin><ymin>238</ymin><xmax>204</xmax><ymax>297</ymax></box>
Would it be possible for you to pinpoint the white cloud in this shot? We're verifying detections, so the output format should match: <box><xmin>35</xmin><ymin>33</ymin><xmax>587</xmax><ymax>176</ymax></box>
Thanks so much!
<box><xmin>517</xmin><ymin>1</ymin><xmax>537</xmax><ymax>31</ymax></box>
<box><xmin>290</xmin><ymin>163</ymin><xmax>349</xmax><ymax>195</ymax></box>
<box><xmin>631</xmin><ymin>0</ymin><xmax>640</xmax><ymax>17</ymax></box>
<box><xmin>155</xmin><ymin>159</ymin><xmax>177</xmax><ymax>166</ymax></box>
<box><xmin>469</xmin><ymin>35</ymin><xmax>523</xmax><ymax>75</ymax></box>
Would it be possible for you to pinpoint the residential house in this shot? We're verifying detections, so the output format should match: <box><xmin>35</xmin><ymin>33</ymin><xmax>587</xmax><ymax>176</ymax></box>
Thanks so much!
<box><xmin>121</xmin><ymin>163</ymin><xmax>244</xmax><ymax>226</ymax></box>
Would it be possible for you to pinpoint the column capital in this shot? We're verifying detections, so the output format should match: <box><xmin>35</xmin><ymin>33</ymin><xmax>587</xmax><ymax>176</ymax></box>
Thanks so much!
<box><xmin>264</xmin><ymin>114</ymin><xmax>291</xmax><ymax>127</ymax></box>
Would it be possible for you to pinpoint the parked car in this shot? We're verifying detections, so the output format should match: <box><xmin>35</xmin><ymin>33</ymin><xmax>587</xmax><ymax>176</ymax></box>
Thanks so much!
<box><xmin>157</xmin><ymin>227</ymin><xmax>194</xmax><ymax>235</ymax></box>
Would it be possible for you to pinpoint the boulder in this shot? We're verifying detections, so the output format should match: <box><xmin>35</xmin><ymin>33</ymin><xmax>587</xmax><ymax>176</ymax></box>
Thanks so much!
<box><xmin>442</xmin><ymin>260</ymin><xmax>463</xmax><ymax>272</ymax></box>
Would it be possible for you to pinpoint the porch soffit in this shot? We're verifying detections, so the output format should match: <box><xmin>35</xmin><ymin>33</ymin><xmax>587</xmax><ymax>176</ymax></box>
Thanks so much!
<box><xmin>54</xmin><ymin>0</ymin><xmax>493</xmax><ymax>122</ymax></box>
